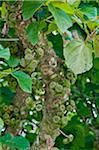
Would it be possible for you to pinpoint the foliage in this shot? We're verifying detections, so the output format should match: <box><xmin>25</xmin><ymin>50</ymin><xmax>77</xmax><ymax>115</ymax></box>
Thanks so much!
<box><xmin>0</xmin><ymin>0</ymin><xmax>99</xmax><ymax>150</ymax></box>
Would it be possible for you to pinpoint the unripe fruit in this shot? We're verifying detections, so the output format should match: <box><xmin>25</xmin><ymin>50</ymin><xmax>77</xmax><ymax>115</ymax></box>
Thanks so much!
<box><xmin>63</xmin><ymin>138</ymin><xmax>69</xmax><ymax>144</ymax></box>
<box><xmin>53</xmin><ymin>115</ymin><xmax>60</xmax><ymax>123</ymax></box>
<box><xmin>26</xmin><ymin>97</ymin><xmax>33</xmax><ymax>103</ymax></box>
<box><xmin>49</xmin><ymin>57</ymin><xmax>57</xmax><ymax>68</ymax></box>
<box><xmin>66</xmin><ymin>71</ymin><xmax>74</xmax><ymax>80</ymax></box>
<box><xmin>10</xmin><ymin>118</ymin><xmax>16</xmax><ymax>127</ymax></box>
<box><xmin>20</xmin><ymin>58</ymin><xmax>26</xmax><ymax>67</ymax></box>
<box><xmin>3</xmin><ymin>113</ymin><xmax>10</xmax><ymax>119</ymax></box>
<box><xmin>36</xmin><ymin>89</ymin><xmax>45</xmax><ymax>96</ymax></box>
<box><xmin>50</xmin><ymin>74</ymin><xmax>57</xmax><ymax>79</ymax></box>
<box><xmin>61</xmin><ymin>117</ymin><xmax>68</xmax><ymax>126</ymax></box>
<box><xmin>68</xmin><ymin>134</ymin><xmax>74</xmax><ymax>142</ymax></box>
<box><xmin>14</xmin><ymin>113</ymin><xmax>19</xmax><ymax>117</ymax></box>
<box><xmin>53</xmin><ymin>103</ymin><xmax>59</xmax><ymax>108</ymax></box>
<box><xmin>70</xmin><ymin>100</ymin><xmax>76</xmax><ymax>107</ymax></box>
<box><xmin>60</xmin><ymin>104</ymin><xmax>65</xmax><ymax>112</ymax></box>
<box><xmin>31</xmin><ymin>77</ymin><xmax>36</xmax><ymax>85</ymax></box>
<box><xmin>57</xmin><ymin>111</ymin><xmax>63</xmax><ymax>116</ymax></box>
<box><xmin>26</xmin><ymin>60</ymin><xmax>38</xmax><ymax>72</ymax></box>
<box><xmin>14</xmin><ymin>108</ymin><xmax>19</xmax><ymax>113</ymax></box>
<box><xmin>33</xmin><ymin>111</ymin><xmax>38</xmax><ymax>118</ymax></box>
<box><xmin>25</xmin><ymin>48</ymin><xmax>32</xmax><ymax>55</ymax></box>
<box><xmin>5</xmin><ymin>119</ymin><xmax>10</xmax><ymax>125</ymax></box>
<box><xmin>8</xmin><ymin>105</ymin><xmax>13</xmax><ymax>111</ymax></box>
<box><xmin>15</xmin><ymin>102</ymin><xmax>20</xmax><ymax>108</ymax></box>
<box><xmin>26</xmin><ymin>97</ymin><xmax>36</xmax><ymax>109</ymax></box>
<box><xmin>64</xmin><ymin>79</ymin><xmax>71</xmax><ymax>88</ymax></box>
<box><xmin>25</xmin><ymin>53</ymin><xmax>33</xmax><ymax>61</ymax></box>
<box><xmin>36</xmin><ymin>104</ymin><xmax>42</xmax><ymax>111</ymax></box>
<box><xmin>67</xmin><ymin>105</ymin><xmax>73</xmax><ymax>112</ymax></box>
<box><xmin>55</xmin><ymin>84</ymin><xmax>63</xmax><ymax>93</ymax></box>
<box><xmin>49</xmin><ymin>81</ymin><xmax>56</xmax><ymax>89</ymax></box>
<box><xmin>36</xmin><ymin>48</ymin><xmax>44</xmax><ymax>58</ymax></box>
<box><xmin>15</xmin><ymin>119</ymin><xmax>20</xmax><ymax>125</ymax></box>
<box><xmin>3</xmin><ymin>105</ymin><xmax>9</xmax><ymax>112</ymax></box>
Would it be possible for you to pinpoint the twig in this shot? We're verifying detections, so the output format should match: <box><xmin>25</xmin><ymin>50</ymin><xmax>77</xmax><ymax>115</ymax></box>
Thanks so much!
<box><xmin>85</xmin><ymin>27</ymin><xmax>99</xmax><ymax>43</ymax></box>
<box><xmin>0</xmin><ymin>38</ymin><xmax>19</xmax><ymax>41</ymax></box>
<box><xmin>59</xmin><ymin>129</ymin><xmax>68</xmax><ymax>138</ymax></box>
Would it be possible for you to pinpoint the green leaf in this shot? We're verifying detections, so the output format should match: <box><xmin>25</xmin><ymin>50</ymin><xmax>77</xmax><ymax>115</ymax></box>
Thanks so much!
<box><xmin>12</xmin><ymin>71</ymin><xmax>32</xmax><ymax>93</ymax></box>
<box><xmin>93</xmin><ymin>35</ymin><xmax>99</xmax><ymax>58</ymax></box>
<box><xmin>47</xmin><ymin>33</ymin><xmax>64</xmax><ymax>59</ymax></box>
<box><xmin>25</xmin><ymin>21</ymin><xmax>39</xmax><ymax>45</ymax></box>
<box><xmin>71</xmin><ymin>124</ymin><xmax>85</xmax><ymax>149</ymax></box>
<box><xmin>67</xmin><ymin>0</ymin><xmax>81</xmax><ymax>7</ymax></box>
<box><xmin>7</xmin><ymin>56</ymin><xmax>20</xmax><ymax>68</ymax></box>
<box><xmin>0</xmin><ymin>45</ymin><xmax>10</xmax><ymax>60</ymax></box>
<box><xmin>0</xmin><ymin>118</ymin><xmax>4</xmax><ymax>134</ymax></box>
<box><xmin>76</xmin><ymin>100</ymin><xmax>90</xmax><ymax>117</ymax></box>
<box><xmin>94</xmin><ymin>58</ymin><xmax>99</xmax><ymax>70</ymax></box>
<box><xmin>22</xmin><ymin>0</ymin><xmax>44</xmax><ymax>20</ymax></box>
<box><xmin>80</xmin><ymin>7</ymin><xmax>97</xmax><ymax>20</ymax></box>
<box><xmin>8</xmin><ymin>136</ymin><xmax>30</xmax><ymax>150</ymax></box>
<box><xmin>0</xmin><ymin>68</ymin><xmax>12</xmax><ymax>79</ymax></box>
<box><xmin>0</xmin><ymin>2</ymin><xmax>7</xmax><ymax>18</ymax></box>
<box><xmin>0</xmin><ymin>133</ymin><xmax>30</xmax><ymax>150</ymax></box>
<box><xmin>26</xmin><ymin>133</ymin><xmax>37</xmax><ymax>143</ymax></box>
<box><xmin>47</xmin><ymin>22</ymin><xmax>58</xmax><ymax>34</ymax></box>
<box><xmin>48</xmin><ymin>3</ymin><xmax>73</xmax><ymax>33</ymax></box>
<box><xmin>63</xmin><ymin>39</ymin><xmax>93</xmax><ymax>74</ymax></box>
<box><xmin>0</xmin><ymin>87</ymin><xmax>15</xmax><ymax>104</ymax></box>
<box><xmin>51</xmin><ymin>1</ymin><xmax>74</xmax><ymax>15</ymax></box>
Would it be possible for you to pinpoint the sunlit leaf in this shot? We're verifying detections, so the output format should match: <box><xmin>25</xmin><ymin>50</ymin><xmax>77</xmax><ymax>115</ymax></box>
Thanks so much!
<box><xmin>80</xmin><ymin>7</ymin><xmax>97</xmax><ymax>20</ymax></box>
<box><xmin>63</xmin><ymin>39</ymin><xmax>93</xmax><ymax>74</ymax></box>
<box><xmin>12</xmin><ymin>71</ymin><xmax>32</xmax><ymax>93</ymax></box>
<box><xmin>48</xmin><ymin>3</ymin><xmax>73</xmax><ymax>33</ymax></box>
<box><xmin>51</xmin><ymin>1</ymin><xmax>74</xmax><ymax>14</ymax></box>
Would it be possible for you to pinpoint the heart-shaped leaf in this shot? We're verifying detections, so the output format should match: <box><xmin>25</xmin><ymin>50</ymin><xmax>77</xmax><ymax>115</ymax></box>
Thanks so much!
<box><xmin>63</xmin><ymin>39</ymin><xmax>93</xmax><ymax>74</ymax></box>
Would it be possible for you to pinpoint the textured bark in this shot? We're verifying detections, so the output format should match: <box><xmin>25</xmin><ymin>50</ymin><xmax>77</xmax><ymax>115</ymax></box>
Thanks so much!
<box><xmin>10</xmin><ymin>2</ymin><xmax>67</xmax><ymax>149</ymax></box>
